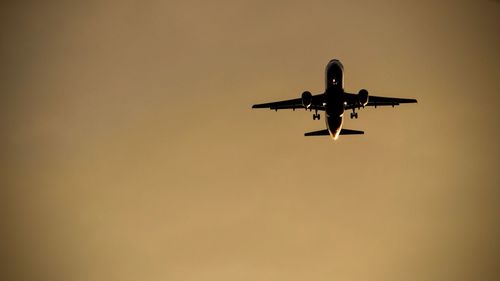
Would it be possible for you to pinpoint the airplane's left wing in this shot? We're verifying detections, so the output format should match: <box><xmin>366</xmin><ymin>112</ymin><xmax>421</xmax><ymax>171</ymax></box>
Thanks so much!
<box><xmin>252</xmin><ymin>94</ymin><xmax>325</xmax><ymax>111</ymax></box>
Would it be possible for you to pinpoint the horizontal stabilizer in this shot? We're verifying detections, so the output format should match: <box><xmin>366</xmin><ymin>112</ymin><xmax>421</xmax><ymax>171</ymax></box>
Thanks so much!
<box><xmin>304</xmin><ymin>128</ymin><xmax>364</xmax><ymax>137</ymax></box>
<box><xmin>304</xmin><ymin>129</ymin><xmax>330</xmax><ymax>136</ymax></box>
<box><xmin>340</xmin><ymin>128</ymin><xmax>364</xmax><ymax>135</ymax></box>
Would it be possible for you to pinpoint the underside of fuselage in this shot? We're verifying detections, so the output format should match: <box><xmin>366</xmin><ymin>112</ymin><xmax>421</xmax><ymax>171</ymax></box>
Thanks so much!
<box><xmin>324</xmin><ymin>59</ymin><xmax>345</xmax><ymax>139</ymax></box>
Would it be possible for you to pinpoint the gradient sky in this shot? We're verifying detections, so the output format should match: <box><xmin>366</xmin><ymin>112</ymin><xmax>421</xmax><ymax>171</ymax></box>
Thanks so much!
<box><xmin>1</xmin><ymin>1</ymin><xmax>499</xmax><ymax>280</ymax></box>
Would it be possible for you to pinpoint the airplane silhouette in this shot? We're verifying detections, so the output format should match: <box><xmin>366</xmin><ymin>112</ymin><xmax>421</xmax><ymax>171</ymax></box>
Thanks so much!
<box><xmin>252</xmin><ymin>59</ymin><xmax>417</xmax><ymax>140</ymax></box>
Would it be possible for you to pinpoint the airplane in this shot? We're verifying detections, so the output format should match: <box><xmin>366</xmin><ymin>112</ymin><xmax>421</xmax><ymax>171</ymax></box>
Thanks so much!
<box><xmin>251</xmin><ymin>59</ymin><xmax>417</xmax><ymax>140</ymax></box>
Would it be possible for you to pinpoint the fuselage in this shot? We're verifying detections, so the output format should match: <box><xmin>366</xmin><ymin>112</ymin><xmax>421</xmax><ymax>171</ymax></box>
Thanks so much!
<box><xmin>324</xmin><ymin>59</ymin><xmax>345</xmax><ymax>140</ymax></box>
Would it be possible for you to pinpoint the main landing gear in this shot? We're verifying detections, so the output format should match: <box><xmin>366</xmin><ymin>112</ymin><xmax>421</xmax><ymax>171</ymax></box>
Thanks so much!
<box><xmin>350</xmin><ymin>108</ymin><xmax>358</xmax><ymax>119</ymax></box>
<box><xmin>312</xmin><ymin>109</ymin><xmax>320</xmax><ymax>120</ymax></box>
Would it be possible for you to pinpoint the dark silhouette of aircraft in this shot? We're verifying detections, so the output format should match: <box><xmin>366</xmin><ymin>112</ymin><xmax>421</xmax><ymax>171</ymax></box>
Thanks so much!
<box><xmin>252</xmin><ymin>59</ymin><xmax>417</xmax><ymax>140</ymax></box>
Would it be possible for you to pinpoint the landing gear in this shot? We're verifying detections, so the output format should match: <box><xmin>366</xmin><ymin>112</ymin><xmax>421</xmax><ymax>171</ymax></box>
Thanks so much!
<box><xmin>350</xmin><ymin>108</ymin><xmax>358</xmax><ymax>119</ymax></box>
<box><xmin>312</xmin><ymin>109</ymin><xmax>321</xmax><ymax>120</ymax></box>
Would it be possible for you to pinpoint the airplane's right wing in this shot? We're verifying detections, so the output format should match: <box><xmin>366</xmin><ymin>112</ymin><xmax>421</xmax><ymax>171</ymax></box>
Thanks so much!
<box><xmin>365</xmin><ymin>95</ymin><xmax>418</xmax><ymax>107</ymax></box>
<box><xmin>344</xmin><ymin>93</ymin><xmax>417</xmax><ymax>109</ymax></box>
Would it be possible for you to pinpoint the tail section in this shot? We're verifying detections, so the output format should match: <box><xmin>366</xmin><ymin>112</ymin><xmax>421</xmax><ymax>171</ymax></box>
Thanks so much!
<box><xmin>304</xmin><ymin>128</ymin><xmax>364</xmax><ymax>137</ymax></box>
<box><xmin>339</xmin><ymin>128</ymin><xmax>364</xmax><ymax>135</ymax></box>
<box><xmin>304</xmin><ymin>129</ymin><xmax>330</xmax><ymax>136</ymax></box>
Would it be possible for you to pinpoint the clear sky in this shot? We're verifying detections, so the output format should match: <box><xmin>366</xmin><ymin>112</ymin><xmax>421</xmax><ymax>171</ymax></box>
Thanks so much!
<box><xmin>1</xmin><ymin>1</ymin><xmax>499</xmax><ymax>280</ymax></box>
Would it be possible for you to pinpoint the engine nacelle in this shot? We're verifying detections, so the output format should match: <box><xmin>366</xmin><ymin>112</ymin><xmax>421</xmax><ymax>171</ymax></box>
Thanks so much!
<box><xmin>358</xmin><ymin>89</ymin><xmax>369</xmax><ymax>107</ymax></box>
<box><xmin>301</xmin><ymin>91</ymin><xmax>312</xmax><ymax>108</ymax></box>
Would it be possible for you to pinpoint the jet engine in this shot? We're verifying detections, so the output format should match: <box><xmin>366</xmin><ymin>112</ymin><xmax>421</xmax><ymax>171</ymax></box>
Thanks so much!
<box><xmin>358</xmin><ymin>89</ymin><xmax>369</xmax><ymax>107</ymax></box>
<box><xmin>301</xmin><ymin>91</ymin><xmax>312</xmax><ymax>108</ymax></box>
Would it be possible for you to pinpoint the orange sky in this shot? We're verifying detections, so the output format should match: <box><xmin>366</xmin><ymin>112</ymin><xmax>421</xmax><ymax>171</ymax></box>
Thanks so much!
<box><xmin>1</xmin><ymin>1</ymin><xmax>499</xmax><ymax>280</ymax></box>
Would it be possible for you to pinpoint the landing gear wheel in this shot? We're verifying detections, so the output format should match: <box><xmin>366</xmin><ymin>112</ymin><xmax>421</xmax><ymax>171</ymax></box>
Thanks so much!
<box><xmin>350</xmin><ymin>112</ymin><xmax>359</xmax><ymax>119</ymax></box>
<box><xmin>312</xmin><ymin>113</ymin><xmax>320</xmax><ymax>120</ymax></box>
